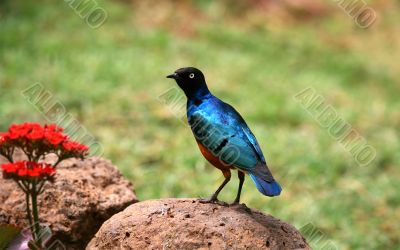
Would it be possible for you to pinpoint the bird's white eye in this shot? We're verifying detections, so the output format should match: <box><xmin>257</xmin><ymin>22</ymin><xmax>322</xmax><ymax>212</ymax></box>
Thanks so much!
<box><xmin>189</xmin><ymin>73</ymin><xmax>195</xmax><ymax>79</ymax></box>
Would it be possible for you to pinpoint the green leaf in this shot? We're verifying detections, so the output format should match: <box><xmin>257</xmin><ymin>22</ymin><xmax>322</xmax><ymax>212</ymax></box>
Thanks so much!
<box><xmin>0</xmin><ymin>224</ymin><xmax>22</xmax><ymax>249</ymax></box>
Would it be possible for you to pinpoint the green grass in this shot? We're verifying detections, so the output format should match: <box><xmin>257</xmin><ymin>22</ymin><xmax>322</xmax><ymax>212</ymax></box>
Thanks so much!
<box><xmin>1</xmin><ymin>0</ymin><xmax>399</xmax><ymax>249</ymax></box>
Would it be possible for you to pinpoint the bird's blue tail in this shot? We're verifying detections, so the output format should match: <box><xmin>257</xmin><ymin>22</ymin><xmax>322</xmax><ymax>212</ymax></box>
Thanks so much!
<box><xmin>249</xmin><ymin>173</ymin><xmax>282</xmax><ymax>197</ymax></box>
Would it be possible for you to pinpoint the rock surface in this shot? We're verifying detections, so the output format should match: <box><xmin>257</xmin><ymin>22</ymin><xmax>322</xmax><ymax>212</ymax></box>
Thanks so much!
<box><xmin>0</xmin><ymin>156</ymin><xmax>138</xmax><ymax>249</ymax></box>
<box><xmin>87</xmin><ymin>198</ymin><xmax>310</xmax><ymax>250</ymax></box>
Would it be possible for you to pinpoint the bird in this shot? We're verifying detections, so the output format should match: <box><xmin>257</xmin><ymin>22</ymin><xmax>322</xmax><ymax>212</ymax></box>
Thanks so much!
<box><xmin>166</xmin><ymin>67</ymin><xmax>281</xmax><ymax>204</ymax></box>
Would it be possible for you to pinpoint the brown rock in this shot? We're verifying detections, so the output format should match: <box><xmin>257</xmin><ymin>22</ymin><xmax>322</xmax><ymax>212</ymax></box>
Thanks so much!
<box><xmin>0</xmin><ymin>156</ymin><xmax>138</xmax><ymax>249</ymax></box>
<box><xmin>87</xmin><ymin>198</ymin><xmax>310</xmax><ymax>250</ymax></box>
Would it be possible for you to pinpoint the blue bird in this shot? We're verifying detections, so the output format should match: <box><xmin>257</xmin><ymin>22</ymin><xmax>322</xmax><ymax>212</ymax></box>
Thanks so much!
<box><xmin>167</xmin><ymin>67</ymin><xmax>281</xmax><ymax>204</ymax></box>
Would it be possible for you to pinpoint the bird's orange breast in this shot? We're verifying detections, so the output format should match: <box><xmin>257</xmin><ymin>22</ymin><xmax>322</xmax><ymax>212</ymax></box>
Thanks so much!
<box><xmin>196</xmin><ymin>140</ymin><xmax>233</xmax><ymax>171</ymax></box>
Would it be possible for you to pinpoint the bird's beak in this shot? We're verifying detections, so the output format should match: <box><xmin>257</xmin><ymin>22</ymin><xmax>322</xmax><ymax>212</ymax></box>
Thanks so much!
<box><xmin>166</xmin><ymin>73</ymin><xmax>178</xmax><ymax>79</ymax></box>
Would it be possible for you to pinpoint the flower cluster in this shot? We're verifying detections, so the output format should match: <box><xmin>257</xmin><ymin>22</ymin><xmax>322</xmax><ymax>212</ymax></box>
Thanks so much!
<box><xmin>2</xmin><ymin>161</ymin><xmax>55</xmax><ymax>181</ymax></box>
<box><xmin>1</xmin><ymin>123</ymin><xmax>89</xmax><ymax>183</ymax></box>
<box><xmin>0</xmin><ymin>123</ymin><xmax>88</xmax><ymax>161</ymax></box>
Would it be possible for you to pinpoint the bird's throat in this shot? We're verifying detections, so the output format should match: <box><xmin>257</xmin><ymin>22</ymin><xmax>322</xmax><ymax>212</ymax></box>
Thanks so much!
<box><xmin>180</xmin><ymin>83</ymin><xmax>211</xmax><ymax>101</ymax></box>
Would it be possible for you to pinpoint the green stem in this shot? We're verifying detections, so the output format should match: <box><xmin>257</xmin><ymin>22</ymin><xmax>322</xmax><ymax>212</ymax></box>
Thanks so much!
<box><xmin>17</xmin><ymin>181</ymin><xmax>35</xmax><ymax>240</ymax></box>
<box><xmin>53</xmin><ymin>155</ymin><xmax>64</xmax><ymax>168</ymax></box>
<box><xmin>31</xmin><ymin>182</ymin><xmax>42</xmax><ymax>247</ymax></box>
<box><xmin>16</xmin><ymin>181</ymin><xmax>27</xmax><ymax>193</ymax></box>
<box><xmin>25</xmin><ymin>191</ymin><xmax>34</xmax><ymax>238</ymax></box>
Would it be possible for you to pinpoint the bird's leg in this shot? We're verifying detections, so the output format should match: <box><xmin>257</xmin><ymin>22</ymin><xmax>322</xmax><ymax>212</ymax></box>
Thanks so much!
<box><xmin>232</xmin><ymin>171</ymin><xmax>245</xmax><ymax>205</ymax></box>
<box><xmin>199</xmin><ymin>170</ymin><xmax>231</xmax><ymax>204</ymax></box>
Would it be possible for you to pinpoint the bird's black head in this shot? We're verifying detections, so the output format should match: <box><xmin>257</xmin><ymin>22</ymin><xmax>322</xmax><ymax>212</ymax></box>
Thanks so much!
<box><xmin>166</xmin><ymin>67</ymin><xmax>210</xmax><ymax>99</ymax></box>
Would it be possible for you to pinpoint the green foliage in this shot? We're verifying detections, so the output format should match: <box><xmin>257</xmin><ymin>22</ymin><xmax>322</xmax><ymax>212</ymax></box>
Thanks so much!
<box><xmin>0</xmin><ymin>224</ymin><xmax>21</xmax><ymax>249</ymax></box>
<box><xmin>0</xmin><ymin>1</ymin><xmax>399</xmax><ymax>249</ymax></box>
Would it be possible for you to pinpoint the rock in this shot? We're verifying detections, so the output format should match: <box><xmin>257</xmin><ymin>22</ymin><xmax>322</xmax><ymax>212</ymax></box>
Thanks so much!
<box><xmin>87</xmin><ymin>198</ymin><xmax>310</xmax><ymax>250</ymax></box>
<box><xmin>0</xmin><ymin>156</ymin><xmax>138</xmax><ymax>249</ymax></box>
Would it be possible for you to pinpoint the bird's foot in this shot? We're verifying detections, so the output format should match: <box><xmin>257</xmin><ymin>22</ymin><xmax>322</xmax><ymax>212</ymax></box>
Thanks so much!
<box><xmin>198</xmin><ymin>197</ymin><xmax>228</xmax><ymax>206</ymax></box>
<box><xmin>229</xmin><ymin>201</ymin><xmax>240</xmax><ymax>206</ymax></box>
<box><xmin>229</xmin><ymin>196</ymin><xmax>241</xmax><ymax>206</ymax></box>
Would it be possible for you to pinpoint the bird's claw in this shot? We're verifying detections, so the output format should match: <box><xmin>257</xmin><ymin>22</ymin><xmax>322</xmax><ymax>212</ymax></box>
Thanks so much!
<box><xmin>198</xmin><ymin>197</ymin><xmax>217</xmax><ymax>203</ymax></box>
<box><xmin>229</xmin><ymin>201</ymin><xmax>240</xmax><ymax>206</ymax></box>
<box><xmin>198</xmin><ymin>197</ymin><xmax>228</xmax><ymax>206</ymax></box>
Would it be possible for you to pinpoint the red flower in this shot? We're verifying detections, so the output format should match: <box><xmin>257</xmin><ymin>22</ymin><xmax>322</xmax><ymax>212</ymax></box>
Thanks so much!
<box><xmin>42</xmin><ymin>166</ymin><xmax>55</xmax><ymax>175</ymax></box>
<box><xmin>0</xmin><ymin>132</ymin><xmax>9</xmax><ymax>144</ymax></box>
<box><xmin>28</xmin><ymin>168</ymin><xmax>40</xmax><ymax>177</ymax></box>
<box><xmin>15</xmin><ymin>161</ymin><xmax>26</xmax><ymax>171</ymax></box>
<box><xmin>45</xmin><ymin>131</ymin><xmax>66</xmax><ymax>145</ymax></box>
<box><xmin>4</xmin><ymin>123</ymin><xmax>69</xmax><ymax>145</ymax></box>
<box><xmin>44</xmin><ymin>124</ymin><xmax>63</xmax><ymax>133</ymax></box>
<box><xmin>63</xmin><ymin>140</ymin><xmax>88</xmax><ymax>152</ymax></box>
<box><xmin>2</xmin><ymin>123</ymin><xmax>88</xmax><ymax>159</ymax></box>
<box><xmin>2</xmin><ymin>161</ymin><xmax>56</xmax><ymax>179</ymax></box>
<box><xmin>1</xmin><ymin>162</ymin><xmax>18</xmax><ymax>174</ymax></box>
<box><xmin>8</xmin><ymin>124</ymin><xmax>30</xmax><ymax>139</ymax></box>
<box><xmin>26</xmin><ymin>124</ymin><xmax>44</xmax><ymax>140</ymax></box>
<box><xmin>17</xmin><ymin>168</ymin><xmax>28</xmax><ymax>177</ymax></box>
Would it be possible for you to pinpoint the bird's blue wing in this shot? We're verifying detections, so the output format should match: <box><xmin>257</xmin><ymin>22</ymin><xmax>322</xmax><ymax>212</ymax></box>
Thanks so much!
<box><xmin>188</xmin><ymin>108</ymin><xmax>260</xmax><ymax>171</ymax></box>
<box><xmin>218</xmin><ymin>100</ymin><xmax>267</xmax><ymax>164</ymax></box>
<box><xmin>241</xmin><ymin>126</ymin><xmax>266</xmax><ymax>163</ymax></box>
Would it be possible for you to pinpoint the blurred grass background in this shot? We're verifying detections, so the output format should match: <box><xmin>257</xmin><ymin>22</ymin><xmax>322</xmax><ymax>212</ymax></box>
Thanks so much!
<box><xmin>0</xmin><ymin>0</ymin><xmax>399</xmax><ymax>249</ymax></box>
